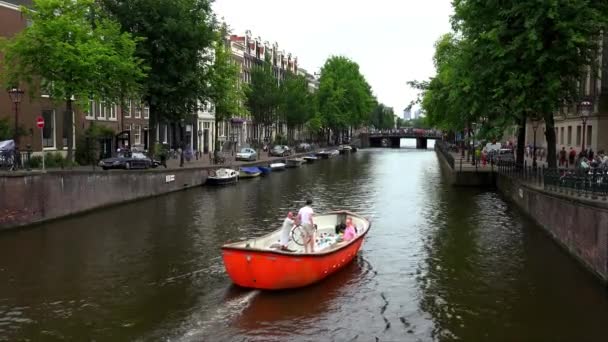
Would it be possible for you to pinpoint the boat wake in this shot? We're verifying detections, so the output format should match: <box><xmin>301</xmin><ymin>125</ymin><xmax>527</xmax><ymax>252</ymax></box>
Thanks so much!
<box><xmin>177</xmin><ymin>289</ymin><xmax>260</xmax><ymax>342</ymax></box>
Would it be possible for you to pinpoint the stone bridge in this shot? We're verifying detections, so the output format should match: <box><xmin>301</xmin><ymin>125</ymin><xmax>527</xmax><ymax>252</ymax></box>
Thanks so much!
<box><xmin>358</xmin><ymin>130</ymin><xmax>443</xmax><ymax>149</ymax></box>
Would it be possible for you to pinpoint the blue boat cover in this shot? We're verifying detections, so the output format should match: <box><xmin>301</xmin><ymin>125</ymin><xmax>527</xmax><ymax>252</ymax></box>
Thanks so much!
<box><xmin>258</xmin><ymin>166</ymin><xmax>272</xmax><ymax>173</ymax></box>
<box><xmin>240</xmin><ymin>167</ymin><xmax>261</xmax><ymax>174</ymax></box>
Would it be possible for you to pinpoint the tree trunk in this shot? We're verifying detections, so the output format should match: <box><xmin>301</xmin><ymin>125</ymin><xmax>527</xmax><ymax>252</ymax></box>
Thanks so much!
<box><xmin>516</xmin><ymin>114</ymin><xmax>526</xmax><ymax>168</ymax></box>
<box><xmin>66</xmin><ymin>98</ymin><xmax>74</xmax><ymax>166</ymax></box>
<box><xmin>149</xmin><ymin>103</ymin><xmax>158</xmax><ymax>153</ymax></box>
<box><xmin>544</xmin><ymin>112</ymin><xmax>557</xmax><ymax>168</ymax></box>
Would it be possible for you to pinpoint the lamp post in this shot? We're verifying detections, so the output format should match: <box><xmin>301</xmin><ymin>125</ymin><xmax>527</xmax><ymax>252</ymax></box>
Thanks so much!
<box><xmin>471</xmin><ymin>122</ymin><xmax>477</xmax><ymax>166</ymax></box>
<box><xmin>531</xmin><ymin>117</ymin><xmax>540</xmax><ymax>168</ymax></box>
<box><xmin>578</xmin><ymin>99</ymin><xmax>592</xmax><ymax>155</ymax></box>
<box><xmin>8</xmin><ymin>87</ymin><xmax>24</xmax><ymax>145</ymax></box>
<box><xmin>8</xmin><ymin>87</ymin><xmax>24</xmax><ymax>168</ymax></box>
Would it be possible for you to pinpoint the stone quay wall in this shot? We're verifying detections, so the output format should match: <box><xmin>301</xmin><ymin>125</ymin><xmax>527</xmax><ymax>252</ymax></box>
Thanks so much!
<box><xmin>497</xmin><ymin>175</ymin><xmax>608</xmax><ymax>283</ymax></box>
<box><xmin>0</xmin><ymin>169</ymin><xmax>208</xmax><ymax>230</ymax></box>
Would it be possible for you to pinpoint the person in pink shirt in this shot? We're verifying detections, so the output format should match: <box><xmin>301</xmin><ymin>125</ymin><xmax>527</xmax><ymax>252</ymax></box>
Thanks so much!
<box><xmin>343</xmin><ymin>217</ymin><xmax>357</xmax><ymax>241</ymax></box>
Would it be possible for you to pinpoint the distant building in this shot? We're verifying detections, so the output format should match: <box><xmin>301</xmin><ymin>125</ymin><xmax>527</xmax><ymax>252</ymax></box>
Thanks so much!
<box><xmin>413</xmin><ymin>108</ymin><xmax>423</xmax><ymax>119</ymax></box>
<box><xmin>403</xmin><ymin>108</ymin><xmax>411</xmax><ymax>120</ymax></box>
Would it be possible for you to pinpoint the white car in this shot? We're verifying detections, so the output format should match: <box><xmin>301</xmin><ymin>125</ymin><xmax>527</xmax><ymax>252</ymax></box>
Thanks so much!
<box><xmin>236</xmin><ymin>148</ymin><xmax>257</xmax><ymax>161</ymax></box>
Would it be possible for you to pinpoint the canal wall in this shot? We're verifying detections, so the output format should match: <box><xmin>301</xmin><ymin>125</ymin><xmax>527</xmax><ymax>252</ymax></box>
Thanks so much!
<box><xmin>435</xmin><ymin>148</ymin><xmax>496</xmax><ymax>187</ymax></box>
<box><xmin>0</xmin><ymin>168</ymin><xmax>207</xmax><ymax>230</ymax></box>
<box><xmin>496</xmin><ymin>175</ymin><xmax>608</xmax><ymax>283</ymax></box>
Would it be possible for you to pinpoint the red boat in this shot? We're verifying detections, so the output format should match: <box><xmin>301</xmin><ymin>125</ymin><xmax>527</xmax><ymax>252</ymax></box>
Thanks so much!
<box><xmin>221</xmin><ymin>210</ymin><xmax>371</xmax><ymax>290</ymax></box>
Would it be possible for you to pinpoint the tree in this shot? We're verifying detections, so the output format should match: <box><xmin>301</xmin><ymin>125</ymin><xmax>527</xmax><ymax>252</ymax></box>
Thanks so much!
<box><xmin>317</xmin><ymin>56</ymin><xmax>374</xmax><ymax>143</ymax></box>
<box><xmin>279</xmin><ymin>74</ymin><xmax>314</xmax><ymax>142</ymax></box>
<box><xmin>246</xmin><ymin>57</ymin><xmax>280</xmax><ymax>141</ymax></box>
<box><xmin>0</xmin><ymin>0</ymin><xmax>144</xmax><ymax>162</ymax></box>
<box><xmin>208</xmin><ymin>25</ymin><xmax>246</xmax><ymax>154</ymax></box>
<box><xmin>451</xmin><ymin>0</ymin><xmax>608</xmax><ymax>167</ymax></box>
<box><xmin>0</xmin><ymin>118</ymin><xmax>11</xmax><ymax>140</ymax></box>
<box><xmin>369</xmin><ymin>103</ymin><xmax>395</xmax><ymax>130</ymax></box>
<box><xmin>102</xmin><ymin>0</ymin><xmax>215</xmax><ymax>147</ymax></box>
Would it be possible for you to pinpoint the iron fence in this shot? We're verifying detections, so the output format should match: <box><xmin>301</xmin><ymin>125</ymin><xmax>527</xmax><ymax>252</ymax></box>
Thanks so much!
<box><xmin>497</xmin><ymin>160</ymin><xmax>608</xmax><ymax>201</ymax></box>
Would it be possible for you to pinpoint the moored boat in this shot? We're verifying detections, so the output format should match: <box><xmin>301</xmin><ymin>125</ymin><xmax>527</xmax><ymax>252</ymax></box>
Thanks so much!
<box><xmin>286</xmin><ymin>158</ymin><xmax>305</xmax><ymax>168</ymax></box>
<box><xmin>329</xmin><ymin>149</ymin><xmax>340</xmax><ymax>157</ymax></box>
<box><xmin>303</xmin><ymin>155</ymin><xmax>318</xmax><ymax>163</ymax></box>
<box><xmin>239</xmin><ymin>167</ymin><xmax>262</xmax><ymax>179</ymax></box>
<box><xmin>206</xmin><ymin>168</ymin><xmax>239</xmax><ymax>185</ymax></box>
<box><xmin>257</xmin><ymin>166</ymin><xmax>272</xmax><ymax>175</ymax></box>
<box><xmin>316</xmin><ymin>150</ymin><xmax>331</xmax><ymax>159</ymax></box>
<box><xmin>338</xmin><ymin>145</ymin><xmax>353</xmax><ymax>154</ymax></box>
<box><xmin>269</xmin><ymin>162</ymin><xmax>286</xmax><ymax>171</ymax></box>
<box><xmin>221</xmin><ymin>210</ymin><xmax>371</xmax><ymax>290</ymax></box>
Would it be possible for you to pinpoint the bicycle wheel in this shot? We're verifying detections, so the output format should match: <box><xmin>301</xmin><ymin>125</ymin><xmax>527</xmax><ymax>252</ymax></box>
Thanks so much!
<box><xmin>290</xmin><ymin>225</ymin><xmax>309</xmax><ymax>246</ymax></box>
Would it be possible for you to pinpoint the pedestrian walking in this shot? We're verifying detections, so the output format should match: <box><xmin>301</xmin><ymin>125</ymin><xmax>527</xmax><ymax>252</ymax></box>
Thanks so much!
<box><xmin>559</xmin><ymin>147</ymin><xmax>567</xmax><ymax>167</ymax></box>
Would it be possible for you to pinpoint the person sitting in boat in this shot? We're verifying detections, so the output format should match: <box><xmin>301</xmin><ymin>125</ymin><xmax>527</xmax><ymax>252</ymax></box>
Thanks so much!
<box><xmin>279</xmin><ymin>212</ymin><xmax>295</xmax><ymax>250</ymax></box>
<box><xmin>343</xmin><ymin>217</ymin><xmax>357</xmax><ymax>242</ymax></box>
<box><xmin>297</xmin><ymin>199</ymin><xmax>315</xmax><ymax>253</ymax></box>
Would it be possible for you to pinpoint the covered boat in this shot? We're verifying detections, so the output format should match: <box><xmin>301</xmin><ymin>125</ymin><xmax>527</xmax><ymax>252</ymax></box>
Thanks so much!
<box><xmin>221</xmin><ymin>210</ymin><xmax>371</xmax><ymax>290</ymax></box>
<box><xmin>239</xmin><ymin>167</ymin><xmax>262</xmax><ymax>179</ymax></box>
<box><xmin>286</xmin><ymin>158</ymin><xmax>305</xmax><ymax>168</ymax></box>
<box><xmin>269</xmin><ymin>162</ymin><xmax>286</xmax><ymax>171</ymax></box>
<box><xmin>206</xmin><ymin>168</ymin><xmax>238</xmax><ymax>185</ymax></box>
<box><xmin>257</xmin><ymin>166</ymin><xmax>272</xmax><ymax>175</ymax></box>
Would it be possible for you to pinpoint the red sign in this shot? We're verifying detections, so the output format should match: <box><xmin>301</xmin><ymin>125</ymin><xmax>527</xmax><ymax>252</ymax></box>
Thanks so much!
<box><xmin>36</xmin><ymin>116</ymin><xmax>44</xmax><ymax>128</ymax></box>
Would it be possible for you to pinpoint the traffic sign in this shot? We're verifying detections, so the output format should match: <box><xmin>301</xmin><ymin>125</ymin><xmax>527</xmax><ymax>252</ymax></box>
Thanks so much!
<box><xmin>36</xmin><ymin>116</ymin><xmax>45</xmax><ymax>128</ymax></box>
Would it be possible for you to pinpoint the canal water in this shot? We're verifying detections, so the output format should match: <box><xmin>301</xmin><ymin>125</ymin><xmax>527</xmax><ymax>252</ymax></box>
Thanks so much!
<box><xmin>1</xmin><ymin>148</ymin><xmax>608</xmax><ymax>341</ymax></box>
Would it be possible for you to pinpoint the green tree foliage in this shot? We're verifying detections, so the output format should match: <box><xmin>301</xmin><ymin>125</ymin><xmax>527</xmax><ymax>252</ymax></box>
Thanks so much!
<box><xmin>0</xmin><ymin>118</ymin><xmax>12</xmax><ymax>140</ymax></box>
<box><xmin>369</xmin><ymin>103</ymin><xmax>396</xmax><ymax>130</ymax></box>
<box><xmin>279</xmin><ymin>74</ymin><xmax>314</xmax><ymax>141</ymax></box>
<box><xmin>317</xmin><ymin>56</ymin><xmax>374</xmax><ymax>142</ymax></box>
<box><xmin>102</xmin><ymin>0</ymin><xmax>215</xmax><ymax>145</ymax></box>
<box><xmin>246</xmin><ymin>57</ymin><xmax>280</xmax><ymax>140</ymax></box>
<box><xmin>208</xmin><ymin>25</ymin><xmax>247</xmax><ymax>153</ymax></box>
<box><xmin>0</xmin><ymin>0</ymin><xmax>144</xmax><ymax>162</ymax></box>
<box><xmin>414</xmin><ymin>0</ymin><xmax>608</xmax><ymax>168</ymax></box>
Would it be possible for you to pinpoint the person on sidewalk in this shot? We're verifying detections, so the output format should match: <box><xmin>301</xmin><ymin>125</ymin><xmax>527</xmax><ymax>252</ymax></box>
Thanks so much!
<box><xmin>569</xmin><ymin>147</ymin><xmax>576</xmax><ymax>167</ymax></box>
<box><xmin>559</xmin><ymin>147</ymin><xmax>566</xmax><ymax>167</ymax></box>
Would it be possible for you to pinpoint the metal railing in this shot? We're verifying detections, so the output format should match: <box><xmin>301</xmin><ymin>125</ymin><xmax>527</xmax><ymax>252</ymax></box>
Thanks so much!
<box><xmin>497</xmin><ymin>160</ymin><xmax>608</xmax><ymax>201</ymax></box>
<box><xmin>435</xmin><ymin>140</ymin><xmax>456</xmax><ymax>169</ymax></box>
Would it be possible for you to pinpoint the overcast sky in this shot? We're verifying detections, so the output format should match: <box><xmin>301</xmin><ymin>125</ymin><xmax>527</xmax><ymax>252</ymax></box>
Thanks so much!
<box><xmin>213</xmin><ymin>0</ymin><xmax>453</xmax><ymax>116</ymax></box>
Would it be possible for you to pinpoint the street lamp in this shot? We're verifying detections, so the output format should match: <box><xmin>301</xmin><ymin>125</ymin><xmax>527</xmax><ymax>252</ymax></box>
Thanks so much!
<box><xmin>578</xmin><ymin>99</ymin><xmax>593</xmax><ymax>154</ymax></box>
<box><xmin>531</xmin><ymin>117</ymin><xmax>540</xmax><ymax>168</ymax></box>
<box><xmin>471</xmin><ymin>122</ymin><xmax>477</xmax><ymax>166</ymax></box>
<box><xmin>7</xmin><ymin>87</ymin><xmax>24</xmax><ymax>145</ymax></box>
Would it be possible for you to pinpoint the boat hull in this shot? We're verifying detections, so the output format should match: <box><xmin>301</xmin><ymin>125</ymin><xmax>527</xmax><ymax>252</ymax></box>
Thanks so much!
<box><xmin>316</xmin><ymin>152</ymin><xmax>330</xmax><ymax>159</ymax></box>
<box><xmin>239</xmin><ymin>171</ymin><xmax>261</xmax><ymax>178</ymax></box>
<box><xmin>222</xmin><ymin>232</ymin><xmax>367</xmax><ymax>290</ymax></box>
<box><xmin>206</xmin><ymin>176</ymin><xmax>238</xmax><ymax>185</ymax></box>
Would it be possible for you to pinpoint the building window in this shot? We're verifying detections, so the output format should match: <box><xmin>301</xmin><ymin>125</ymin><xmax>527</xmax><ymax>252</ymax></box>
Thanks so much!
<box><xmin>567</xmin><ymin>126</ymin><xmax>572</xmax><ymax>145</ymax></box>
<box><xmin>42</xmin><ymin>110</ymin><xmax>55</xmax><ymax>148</ymax></box>
<box><xmin>134</xmin><ymin>124</ymin><xmax>141</xmax><ymax>144</ymax></box>
<box><xmin>587</xmin><ymin>125</ymin><xmax>592</xmax><ymax>147</ymax></box>
<box><xmin>125</xmin><ymin>100</ymin><xmax>132</xmax><ymax>118</ymax></box>
<box><xmin>576</xmin><ymin>126</ymin><xmax>581</xmax><ymax>146</ymax></box>
<box><xmin>86</xmin><ymin>100</ymin><xmax>95</xmax><ymax>119</ymax></box>
<box><xmin>98</xmin><ymin>100</ymin><xmax>106</xmax><ymax>120</ymax></box>
<box><xmin>560</xmin><ymin>127</ymin><xmax>564</xmax><ymax>145</ymax></box>
<box><xmin>143</xmin><ymin>105</ymin><xmax>149</xmax><ymax>119</ymax></box>
<box><xmin>108</xmin><ymin>103</ymin><xmax>117</xmax><ymax>120</ymax></box>
<box><xmin>135</xmin><ymin>104</ymin><xmax>141</xmax><ymax>118</ymax></box>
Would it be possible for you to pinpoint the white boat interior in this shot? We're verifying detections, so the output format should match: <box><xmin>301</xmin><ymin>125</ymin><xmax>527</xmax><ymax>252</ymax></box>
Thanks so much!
<box><xmin>224</xmin><ymin>212</ymin><xmax>370</xmax><ymax>254</ymax></box>
<box><xmin>210</xmin><ymin>168</ymin><xmax>238</xmax><ymax>179</ymax></box>
<box><xmin>270</xmin><ymin>163</ymin><xmax>286</xmax><ymax>168</ymax></box>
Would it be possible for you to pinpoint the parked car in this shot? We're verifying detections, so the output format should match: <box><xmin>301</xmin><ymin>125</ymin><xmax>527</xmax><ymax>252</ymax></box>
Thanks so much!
<box><xmin>282</xmin><ymin>145</ymin><xmax>292</xmax><ymax>155</ymax></box>
<box><xmin>296</xmin><ymin>143</ymin><xmax>312</xmax><ymax>152</ymax></box>
<box><xmin>270</xmin><ymin>145</ymin><xmax>290</xmax><ymax>157</ymax></box>
<box><xmin>236</xmin><ymin>147</ymin><xmax>257</xmax><ymax>161</ymax></box>
<box><xmin>99</xmin><ymin>152</ymin><xmax>155</xmax><ymax>170</ymax></box>
<box><xmin>496</xmin><ymin>148</ymin><xmax>515</xmax><ymax>164</ymax></box>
